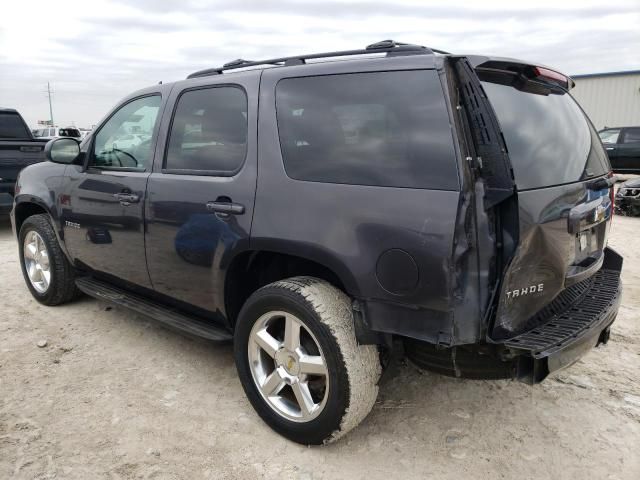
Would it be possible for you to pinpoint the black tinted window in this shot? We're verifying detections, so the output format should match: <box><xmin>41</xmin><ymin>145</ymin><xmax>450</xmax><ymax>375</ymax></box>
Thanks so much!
<box><xmin>482</xmin><ymin>82</ymin><xmax>608</xmax><ymax>190</ymax></box>
<box><xmin>0</xmin><ymin>112</ymin><xmax>30</xmax><ymax>139</ymax></box>
<box><xmin>622</xmin><ymin>128</ymin><xmax>640</xmax><ymax>144</ymax></box>
<box><xmin>275</xmin><ymin>70</ymin><xmax>458</xmax><ymax>190</ymax></box>
<box><xmin>165</xmin><ymin>86</ymin><xmax>247</xmax><ymax>174</ymax></box>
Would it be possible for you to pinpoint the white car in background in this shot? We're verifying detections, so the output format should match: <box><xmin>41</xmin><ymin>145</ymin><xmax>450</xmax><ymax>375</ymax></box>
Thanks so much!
<box><xmin>32</xmin><ymin>126</ymin><xmax>82</xmax><ymax>140</ymax></box>
<box><xmin>110</xmin><ymin>133</ymin><xmax>150</xmax><ymax>150</ymax></box>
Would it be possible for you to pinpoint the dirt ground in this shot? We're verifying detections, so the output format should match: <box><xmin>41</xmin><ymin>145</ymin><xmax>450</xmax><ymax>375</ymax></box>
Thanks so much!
<box><xmin>1</xmin><ymin>212</ymin><xmax>639</xmax><ymax>480</ymax></box>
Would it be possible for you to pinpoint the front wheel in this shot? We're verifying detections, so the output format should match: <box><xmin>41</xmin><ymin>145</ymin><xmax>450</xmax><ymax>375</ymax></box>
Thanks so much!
<box><xmin>19</xmin><ymin>214</ymin><xmax>78</xmax><ymax>305</ymax></box>
<box><xmin>234</xmin><ymin>277</ymin><xmax>381</xmax><ymax>445</ymax></box>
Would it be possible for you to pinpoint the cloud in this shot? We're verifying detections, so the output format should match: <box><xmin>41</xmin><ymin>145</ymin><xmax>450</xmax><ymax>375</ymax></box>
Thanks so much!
<box><xmin>1</xmin><ymin>0</ymin><xmax>638</xmax><ymax>127</ymax></box>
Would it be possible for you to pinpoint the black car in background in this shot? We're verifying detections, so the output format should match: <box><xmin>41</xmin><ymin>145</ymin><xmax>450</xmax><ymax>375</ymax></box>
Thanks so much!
<box><xmin>599</xmin><ymin>126</ymin><xmax>640</xmax><ymax>173</ymax></box>
<box><xmin>0</xmin><ymin>109</ymin><xmax>46</xmax><ymax>213</ymax></box>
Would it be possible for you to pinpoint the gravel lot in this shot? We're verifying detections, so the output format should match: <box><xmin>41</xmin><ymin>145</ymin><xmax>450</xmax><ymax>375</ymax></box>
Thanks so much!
<box><xmin>1</xmin><ymin>213</ymin><xmax>639</xmax><ymax>480</ymax></box>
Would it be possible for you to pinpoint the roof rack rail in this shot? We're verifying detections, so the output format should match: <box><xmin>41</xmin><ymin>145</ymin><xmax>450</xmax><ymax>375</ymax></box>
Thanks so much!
<box><xmin>187</xmin><ymin>40</ymin><xmax>450</xmax><ymax>79</ymax></box>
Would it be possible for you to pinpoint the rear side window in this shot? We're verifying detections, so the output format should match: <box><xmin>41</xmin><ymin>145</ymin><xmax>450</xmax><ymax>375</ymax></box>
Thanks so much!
<box><xmin>0</xmin><ymin>112</ymin><xmax>30</xmax><ymax>139</ymax></box>
<box><xmin>622</xmin><ymin>128</ymin><xmax>640</xmax><ymax>144</ymax></box>
<box><xmin>165</xmin><ymin>86</ymin><xmax>248</xmax><ymax>174</ymax></box>
<box><xmin>482</xmin><ymin>82</ymin><xmax>609</xmax><ymax>190</ymax></box>
<box><xmin>275</xmin><ymin>70</ymin><xmax>458</xmax><ymax>190</ymax></box>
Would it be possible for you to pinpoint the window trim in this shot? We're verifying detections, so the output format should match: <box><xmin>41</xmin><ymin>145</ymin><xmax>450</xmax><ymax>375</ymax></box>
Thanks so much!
<box><xmin>161</xmin><ymin>84</ymin><xmax>249</xmax><ymax>178</ymax></box>
<box><xmin>86</xmin><ymin>93</ymin><xmax>162</xmax><ymax>173</ymax></box>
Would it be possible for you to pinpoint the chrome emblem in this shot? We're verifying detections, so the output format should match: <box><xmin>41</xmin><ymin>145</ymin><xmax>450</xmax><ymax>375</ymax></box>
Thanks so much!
<box><xmin>65</xmin><ymin>221</ymin><xmax>80</xmax><ymax>229</ymax></box>
<box><xmin>505</xmin><ymin>283</ymin><xmax>544</xmax><ymax>300</ymax></box>
<box><xmin>593</xmin><ymin>204</ymin><xmax>606</xmax><ymax>223</ymax></box>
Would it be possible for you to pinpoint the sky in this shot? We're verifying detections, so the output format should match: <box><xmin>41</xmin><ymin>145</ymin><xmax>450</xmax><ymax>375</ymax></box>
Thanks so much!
<box><xmin>1</xmin><ymin>0</ymin><xmax>638</xmax><ymax>128</ymax></box>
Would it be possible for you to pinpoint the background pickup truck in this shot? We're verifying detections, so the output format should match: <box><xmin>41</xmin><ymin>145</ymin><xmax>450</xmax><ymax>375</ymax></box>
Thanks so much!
<box><xmin>0</xmin><ymin>108</ymin><xmax>47</xmax><ymax>214</ymax></box>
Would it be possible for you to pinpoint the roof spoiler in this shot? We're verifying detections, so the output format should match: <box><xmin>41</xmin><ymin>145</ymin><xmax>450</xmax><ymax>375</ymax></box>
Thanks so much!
<box><xmin>465</xmin><ymin>56</ymin><xmax>575</xmax><ymax>90</ymax></box>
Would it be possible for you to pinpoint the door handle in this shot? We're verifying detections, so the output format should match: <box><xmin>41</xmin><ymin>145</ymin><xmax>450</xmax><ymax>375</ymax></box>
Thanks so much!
<box><xmin>206</xmin><ymin>201</ymin><xmax>245</xmax><ymax>216</ymax></box>
<box><xmin>606</xmin><ymin>147</ymin><xmax>615</xmax><ymax>150</ymax></box>
<box><xmin>113</xmin><ymin>192</ymin><xmax>140</xmax><ymax>205</ymax></box>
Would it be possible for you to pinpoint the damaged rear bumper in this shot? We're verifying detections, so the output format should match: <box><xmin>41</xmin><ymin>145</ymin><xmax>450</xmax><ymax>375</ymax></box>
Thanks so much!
<box><xmin>505</xmin><ymin>248</ymin><xmax>623</xmax><ymax>384</ymax></box>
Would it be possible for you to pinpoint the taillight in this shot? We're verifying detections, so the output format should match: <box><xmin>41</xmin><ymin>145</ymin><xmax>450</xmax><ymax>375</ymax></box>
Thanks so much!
<box><xmin>609</xmin><ymin>171</ymin><xmax>615</xmax><ymax>217</ymax></box>
<box><xmin>533</xmin><ymin>66</ymin><xmax>573</xmax><ymax>90</ymax></box>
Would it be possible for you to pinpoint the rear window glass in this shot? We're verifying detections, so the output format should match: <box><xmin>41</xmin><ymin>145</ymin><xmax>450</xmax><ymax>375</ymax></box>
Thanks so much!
<box><xmin>275</xmin><ymin>70</ymin><xmax>459</xmax><ymax>190</ymax></box>
<box><xmin>622</xmin><ymin>128</ymin><xmax>640</xmax><ymax>144</ymax></box>
<box><xmin>482</xmin><ymin>82</ymin><xmax>609</xmax><ymax>190</ymax></box>
<box><xmin>0</xmin><ymin>112</ymin><xmax>30</xmax><ymax>139</ymax></box>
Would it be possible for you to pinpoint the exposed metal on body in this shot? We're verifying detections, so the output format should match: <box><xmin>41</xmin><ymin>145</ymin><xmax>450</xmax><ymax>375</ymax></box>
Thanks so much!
<box><xmin>23</xmin><ymin>231</ymin><xmax>50</xmax><ymax>293</ymax></box>
<box><xmin>248</xmin><ymin>311</ymin><xmax>329</xmax><ymax>422</ymax></box>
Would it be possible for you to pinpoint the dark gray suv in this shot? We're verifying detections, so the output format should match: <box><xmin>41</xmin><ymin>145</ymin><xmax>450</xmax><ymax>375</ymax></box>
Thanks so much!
<box><xmin>10</xmin><ymin>41</ymin><xmax>623</xmax><ymax>444</ymax></box>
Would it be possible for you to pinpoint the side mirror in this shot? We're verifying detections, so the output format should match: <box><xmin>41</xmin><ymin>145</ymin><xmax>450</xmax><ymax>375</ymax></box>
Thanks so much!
<box><xmin>45</xmin><ymin>137</ymin><xmax>80</xmax><ymax>164</ymax></box>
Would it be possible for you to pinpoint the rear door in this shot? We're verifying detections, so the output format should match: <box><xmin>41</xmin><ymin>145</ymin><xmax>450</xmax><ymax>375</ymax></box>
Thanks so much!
<box><xmin>616</xmin><ymin>127</ymin><xmax>640</xmax><ymax>172</ymax></box>
<box><xmin>144</xmin><ymin>72</ymin><xmax>259</xmax><ymax>314</ymax></box>
<box><xmin>456</xmin><ymin>59</ymin><xmax>613</xmax><ymax>338</ymax></box>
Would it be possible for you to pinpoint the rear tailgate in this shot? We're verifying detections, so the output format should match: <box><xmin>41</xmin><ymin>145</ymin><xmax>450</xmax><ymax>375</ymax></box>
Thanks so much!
<box><xmin>453</xmin><ymin>57</ymin><xmax>614</xmax><ymax>339</ymax></box>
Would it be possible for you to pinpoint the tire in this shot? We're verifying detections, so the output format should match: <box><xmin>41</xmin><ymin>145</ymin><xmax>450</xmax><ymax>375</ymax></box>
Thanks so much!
<box><xmin>18</xmin><ymin>214</ymin><xmax>78</xmax><ymax>306</ymax></box>
<box><xmin>234</xmin><ymin>276</ymin><xmax>381</xmax><ymax>445</ymax></box>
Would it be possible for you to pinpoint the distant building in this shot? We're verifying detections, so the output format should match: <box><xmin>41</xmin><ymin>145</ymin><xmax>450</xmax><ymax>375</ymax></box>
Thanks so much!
<box><xmin>571</xmin><ymin>70</ymin><xmax>640</xmax><ymax>130</ymax></box>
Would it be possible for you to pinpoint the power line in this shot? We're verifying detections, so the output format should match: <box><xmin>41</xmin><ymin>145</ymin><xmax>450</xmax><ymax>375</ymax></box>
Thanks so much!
<box><xmin>45</xmin><ymin>82</ymin><xmax>54</xmax><ymax>126</ymax></box>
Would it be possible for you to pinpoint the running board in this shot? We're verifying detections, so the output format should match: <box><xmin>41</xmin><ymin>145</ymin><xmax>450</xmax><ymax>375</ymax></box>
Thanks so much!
<box><xmin>75</xmin><ymin>277</ymin><xmax>233</xmax><ymax>342</ymax></box>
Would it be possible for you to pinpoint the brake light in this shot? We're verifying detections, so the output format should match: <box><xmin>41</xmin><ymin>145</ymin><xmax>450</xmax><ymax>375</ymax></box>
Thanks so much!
<box><xmin>533</xmin><ymin>66</ymin><xmax>573</xmax><ymax>89</ymax></box>
<box><xmin>609</xmin><ymin>171</ymin><xmax>615</xmax><ymax>217</ymax></box>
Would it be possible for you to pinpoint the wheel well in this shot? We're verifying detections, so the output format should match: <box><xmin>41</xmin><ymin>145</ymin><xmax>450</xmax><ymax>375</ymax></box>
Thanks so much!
<box><xmin>225</xmin><ymin>251</ymin><xmax>348</xmax><ymax>328</ymax></box>
<box><xmin>13</xmin><ymin>203</ymin><xmax>48</xmax><ymax>235</ymax></box>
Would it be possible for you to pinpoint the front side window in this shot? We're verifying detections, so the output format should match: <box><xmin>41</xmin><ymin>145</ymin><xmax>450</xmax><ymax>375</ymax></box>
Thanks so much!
<box><xmin>599</xmin><ymin>129</ymin><xmax>621</xmax><ymax>144</ymax></box>
<box><xmin>275</xmin><ymin>70</ymin><xmax>459</xmax><ymax>190</ymax></box>
<box><xmin>622</xmin><ymin>128</ymin><xmax>640</xmax><ymax>144</ymax></box>
<box><xmin>165</xmin><ymin>86</ymin><xmax>248</xmax><ymax>174</ymax></box>
<box><xmin>91</xmin><ymin>95</ymin><xmax>161</xmax><ymax>170</ymax></box>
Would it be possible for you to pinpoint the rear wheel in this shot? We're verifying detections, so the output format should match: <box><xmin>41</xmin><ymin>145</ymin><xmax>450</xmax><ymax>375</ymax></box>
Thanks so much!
<box><xmin>234</xmin><ymin>277</ymin><xmax>381</xmax><ymax>444</ymax></box>
<box><xmin>19</xmin><ymin>214</ymin><xmax>78</xmax><ymax>305</ymax></box>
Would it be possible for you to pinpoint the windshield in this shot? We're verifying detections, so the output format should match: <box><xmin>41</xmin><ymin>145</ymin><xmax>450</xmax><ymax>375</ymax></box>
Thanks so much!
<box><xmin>0</xmin><ymin>112</ymin><xmax>30</xmax><ymax>139</ymax></box>
<box><xmin>482</xmin><ymin>82</ymin><xmax>609</xmax><ymax>190</ymax></box>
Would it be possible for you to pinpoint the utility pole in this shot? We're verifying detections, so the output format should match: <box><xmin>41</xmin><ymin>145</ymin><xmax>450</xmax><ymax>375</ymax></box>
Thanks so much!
<box><xmin>46</xmin><ymin>82</ymin><xmax>54</xmax><ymax>126</ymax></box>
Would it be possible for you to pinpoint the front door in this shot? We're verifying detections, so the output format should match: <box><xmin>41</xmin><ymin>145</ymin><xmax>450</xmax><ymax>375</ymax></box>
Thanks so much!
<box><xmin>145</xmin><ymin>72</ymin><xmax>259</xmax><ymax>314</ymax></box>
<box><xmin>61</xmin><ymin>94</ymin><xmax>164</xmax><ymax>288</ymax></box>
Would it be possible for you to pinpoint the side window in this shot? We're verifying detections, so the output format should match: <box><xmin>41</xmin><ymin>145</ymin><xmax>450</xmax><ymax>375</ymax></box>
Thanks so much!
<box><xmin>165</xmin><ymin>86</ymin><xmax>247</xmax><ymax>174</ymax></box>
<box><xmin>598</xmin><ymin>129</ymin><xmax>620</xmax><ymax>144</ymax></box>
<box><xmin>275</xmin><ymin>70</ymin><xmax>458</xmax><ymax>190</ymax></box>
<box><xmin>91</xmin><ymin>95</ymin><xmax>161</xmax><ymax>170</ymax></box>
<box><xmin>622</xmin><ymin>128</ymin><xmax>640</xmax><ymax>144</ymax></box>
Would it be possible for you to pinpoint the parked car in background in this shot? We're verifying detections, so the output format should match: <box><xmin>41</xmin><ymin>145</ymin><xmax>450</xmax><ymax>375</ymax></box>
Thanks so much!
<box><xmin>10</xmin><ymin>41</ymin><xmax>623</xmax><ymax>444</ymax></box>
<box><xmin>109</xmin><ymin>133</ymin><xmax>149</xmax><ymax>150</ymax></box>
<box><xmin>32</xmin><ymin>126</ymin><xmax>82</xmax><ymax>140</ymax></box>
<box><xmin>599</xmin><ymin>127</ymin><xmax>640</xmax><ymax>174</ymax></box>
<box><xmin>0</xmin><ymin>108</ymin><xmax>47</xmax><ymax>214</ymax></box>
<box><xmin>615</xmin><ymin>176</ymin><xmax>640</xmax><ymax>216</ymax></box>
